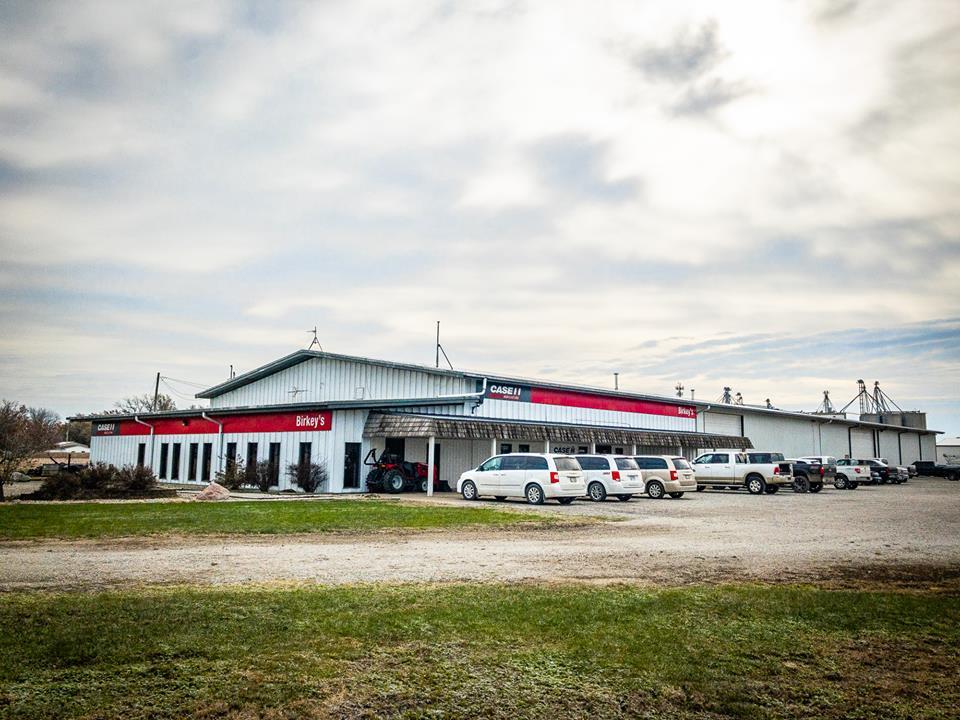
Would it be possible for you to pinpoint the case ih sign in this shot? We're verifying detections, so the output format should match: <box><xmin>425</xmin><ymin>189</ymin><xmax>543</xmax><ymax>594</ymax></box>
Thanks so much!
<box><xmin>485</xmin><ymin>383</ymin><xmax>696</xmax><ymax>419</ymax></box>
<box><xmin>92</xmin><ymin>411</ymin><xmax>333</xmax><ymax>436</ymax></box>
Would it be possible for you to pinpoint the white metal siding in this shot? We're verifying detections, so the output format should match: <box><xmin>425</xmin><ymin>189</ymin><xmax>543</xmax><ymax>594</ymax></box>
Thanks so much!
<box><xmin>920</xmin><ymin>434</ymin><xmax>936</xmax><ymax>462</ymax></box>
<box><xmin>742</xmin><ymin>414</ymin><xmax>819</xmax><ymax>457</ymax></box>
<box><xmin>701</xmin><ymin>411</ymin><xmax>743</xmax><ymax>437</ymax></box>
<box><xmin>818</xmin><ymin>423</ymin><xmax>850</xmax><ymax>459</ymax></box>
<box><xmin>901</xmin><ymin>433</ymin><xmax>922</xmax><ymax>465</ymax></box>
<box><xmin>476</xmin><ymin>398</ymin><xmax>696</xmax><ymax>432</ymax></box>
<box><xmin>878</xmin><ymin>430</ymin><xmax>901</xmax><ymax>465</ymax></box>
<box><xmin>210</xmin><ymin>358</ymin><xmax>474</xmax><ymax>408</ymax></box>
<box><xmin>850</xmin><ymin>428</ymin><xmax>875</xmax><ymax>458</ymax></box>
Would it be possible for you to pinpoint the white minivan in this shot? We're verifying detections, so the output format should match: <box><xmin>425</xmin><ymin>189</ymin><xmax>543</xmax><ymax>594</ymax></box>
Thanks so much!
<box><xmin>458</xmin><ymin>453</ymin><xmax>586</xmax><ymax>505</ymax></box>
<box><xmin>575</xmin><ymin>455</ymin><xmax>644</xmax><ymax>502</ymax></box>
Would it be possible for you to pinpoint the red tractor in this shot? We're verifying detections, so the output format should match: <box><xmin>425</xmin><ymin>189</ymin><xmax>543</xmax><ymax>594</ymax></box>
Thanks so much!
<box><xmin>364</xmin><ymin>448</ymin><xmax>441</xmax><ymax>493</ymax></box>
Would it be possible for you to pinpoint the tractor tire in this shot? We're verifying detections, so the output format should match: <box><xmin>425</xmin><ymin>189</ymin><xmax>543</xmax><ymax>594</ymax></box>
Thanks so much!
<box><xmin>461</xmin><ymin>480</ymin><xmax>478</xmax><ymax>501</ymax></box>
<box><xmin>587</xmin><ymin>481</ymin><xmax>607</xmax><ymax>502</ymax></box>
<box><xmin>382</xmin><ymin>469</ymin><xmax>406</xmax><ymax>493</ymax></box>
<box><xmin>646</xmin><ymin>480</ymin><xmax>665</xmax><ymax>499</ymax></box>
<box><xmin>746</xmin><ymin>475</ymin><xmax>766</xmax><ymax>495</ymax></box>
<box><xmin>418</xmin><ymin>478</ymin><xmax>428</xmax><ymax>493</ymax></box>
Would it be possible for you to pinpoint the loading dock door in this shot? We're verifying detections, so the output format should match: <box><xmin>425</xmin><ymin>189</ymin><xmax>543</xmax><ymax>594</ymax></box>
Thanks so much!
<box><xmin>850</xmin><ymin>428</ymin><xmax>874</xmax><ymax>458</ymax></box>
<box><xmin>702</xmin><ymin>412</ymin><xmax>742</xmax><ymax>437</ymax></box>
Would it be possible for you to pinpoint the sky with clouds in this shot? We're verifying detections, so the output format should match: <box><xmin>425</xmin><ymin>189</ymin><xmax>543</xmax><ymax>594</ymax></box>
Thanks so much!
<box><xmin>1</xmin><ymin>0</ymin><xmax>958</xmax><ymax>434</ymax></box>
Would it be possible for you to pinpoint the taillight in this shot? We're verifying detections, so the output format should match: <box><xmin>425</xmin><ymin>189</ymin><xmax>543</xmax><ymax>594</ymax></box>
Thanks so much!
<box><xmin>550</xmin><ymin>471</ymin><xmax>560</xmax><ymax>484</ymax></box>
<box><xmin>774</xmin><ymin>466</ymin><xmax>780</xmax><ymax>475</ymax></box>
<box><xmin>854</xmin><ymin>467</ymin><xmax>861</xmax><ymax>474</ymax></box>
<box><xmin>670</xmin><ymin>470</ymin><xmax>678</xmax><ymax>481</ymax></box>
<box><xmin>819</xmin><ymin>466</ymin><xmax>825</xmax><ymax>476</ymax></box>
<box><xmin>611</xmin><ymin>470</ymin><xmax>621</xmax><ymax>481</ymax></box>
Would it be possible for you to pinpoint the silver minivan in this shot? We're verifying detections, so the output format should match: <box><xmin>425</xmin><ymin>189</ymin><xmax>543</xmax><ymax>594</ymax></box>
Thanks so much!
<box><xmin>633</xmin><ymin>455</ymin><xmax>697</xmax><ymax>498</ymax></box>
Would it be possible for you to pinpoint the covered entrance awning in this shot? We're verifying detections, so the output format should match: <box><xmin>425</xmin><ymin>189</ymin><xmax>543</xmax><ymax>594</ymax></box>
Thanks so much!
<box><xmin>363</xmin><ymin>412</ymin><xmax>752</xmax><ymax>449</ymax></box>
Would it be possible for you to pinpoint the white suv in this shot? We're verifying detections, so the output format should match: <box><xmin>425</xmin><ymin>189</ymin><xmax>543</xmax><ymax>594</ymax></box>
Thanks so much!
<box><xmin>575</xmin><ymin>455</ymin><xmax>644</xmax><ymax>502</ymax></box>
<box><xmin>633</xmin><ymin>455</ymin><xmax>697</xmax><ymax>499</ymax></box>
<box><xmin>458</xmin><ymin>453</ymin><xmax>586</xmax><ymax>505</ymax></box>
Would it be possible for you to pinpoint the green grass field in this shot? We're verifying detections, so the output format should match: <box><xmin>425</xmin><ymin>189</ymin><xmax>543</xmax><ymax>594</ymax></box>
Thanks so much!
<box><xmin>0</xmin><ymin>499</ymin><xmax>559</xmax><ymax>540</ymax></box>
<box><xmin>1</xmin><ymin>583</ymin><xmax>958</xmax><ymax>719</ymax></box>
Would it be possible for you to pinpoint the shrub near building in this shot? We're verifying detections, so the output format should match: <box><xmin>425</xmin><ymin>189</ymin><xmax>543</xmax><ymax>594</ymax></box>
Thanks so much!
<box><xmin>24</xmin><ymin>463</ymin><xmax>175</xmax><ymax>501</ymax></box>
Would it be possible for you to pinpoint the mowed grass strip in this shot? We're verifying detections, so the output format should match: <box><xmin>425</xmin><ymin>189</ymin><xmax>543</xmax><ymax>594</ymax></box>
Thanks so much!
<box><xmin>1</xmin><ymin>584</ymin><xmax>958</xmax><ymax>719</ymax></box>
<box><xmin>0</xmin><ymin>499</ymin><xmax>559</xmax><ymax>540</ymax></box>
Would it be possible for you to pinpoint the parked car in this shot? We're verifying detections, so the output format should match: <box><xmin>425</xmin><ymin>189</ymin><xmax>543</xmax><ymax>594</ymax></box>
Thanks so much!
<box><xmin>790</xmin><ymin>457</ymin><xmax>837</xmax><ymax>493</ymax></box>
<box><xmin>633</xmin><ymin>455</ymin><xmax>697</xmax><ymax>499</ymax></box>
<box><xmin>458</xmin><ymin>453</ymin><xmax>586</xmax><ymax>504</ymax></box>
<box><xmin>874</xmin><ymin>458</ymin><xmax>909</xmax><ymax>483</ymax></box>
<box><xmin>862</xmin><ymin>458</ymin><xmax>898</xmax><ymax>484</ymax></box>
<box><xmin>575</xmin><ymin>455</ymin><xmax>644</xmax><ymax>501</ymax></box>
<box><xmin>691</xmin><ymin>450</ymin><xmax>793</xmax><ymax>495</ymax></box>
<box><xmin>907</xmin><ymin>464</ymin><xmax>918</xmax><ymax>478</ymax></box>
<box><xmin>834</xmin><ymin>458</ymin><xmax>873</xmax><ymax>489</ymax></box>
<box><xmin>913</xmin><ymin>461</ymin><xmax>960</xmax><ymax>481</ymax></box>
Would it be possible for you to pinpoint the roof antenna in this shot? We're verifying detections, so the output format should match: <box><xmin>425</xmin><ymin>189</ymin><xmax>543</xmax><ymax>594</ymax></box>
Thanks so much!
<box><xmin>675</xmin><ymin>382</ymin><xmax>684</xmax><ymax>398</ymax></box>
<box><xmin>614</xmin><ymin>372</ymin><xmax>620</xmax><ymax>391</ymax></box>
<box><xmin>307</xmin><ymin>327</ymin><xmax>323</xmax><ymax>351</ymax></box>
<box><xmin>435</xmin><ymin>321</ymin><xmax>454</xmax><ymax>370</ymax></box>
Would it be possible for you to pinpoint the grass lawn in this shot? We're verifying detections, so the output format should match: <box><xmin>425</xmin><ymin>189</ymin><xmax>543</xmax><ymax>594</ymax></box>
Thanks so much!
<box><xmin>1</xmin><ymin>583</ymin><xmax>958</xmax><ymax>719</ymax></box>
<box><xmin>0</xmin><ymin>499</ymin><xmax>560</xmax><ymax>540</ymax></box>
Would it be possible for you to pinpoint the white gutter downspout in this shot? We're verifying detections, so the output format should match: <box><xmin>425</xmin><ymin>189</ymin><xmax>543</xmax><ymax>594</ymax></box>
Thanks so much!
<box><xmin>133</xmin><ymin>415</ymin><xmax>155</xmax><ymax>469</ymax></box>
<box><xmin>202</xmin><ymin>412</ymin><xmax>224</xmax><ymax>476</ymax></box>
<box><xmin>436</xmin><ymin>377</ymin><xmax>487</xmax><ymax>413</ymax></box>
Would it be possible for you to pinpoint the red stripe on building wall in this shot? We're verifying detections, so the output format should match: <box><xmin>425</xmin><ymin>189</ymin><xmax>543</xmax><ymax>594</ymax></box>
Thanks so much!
<box><xmin>529</xmin><ymin>387</ymin><xmax>696</xmax><ymax>419</ymax></box>
<box><xmin>102</xmin><ymin>411</ymin><xmax>333</xmax><ymax>436</ymax></box>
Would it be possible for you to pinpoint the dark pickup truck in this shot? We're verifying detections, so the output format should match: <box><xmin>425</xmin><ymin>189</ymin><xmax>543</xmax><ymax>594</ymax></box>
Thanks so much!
<box><xmin>914</xmin><ymin>461</ymin><xmax>960</xmax><ymax>481</ymax></box>
<box><xmin>789</xmin><ymin>458</ymin><xmax>836</xmax><ymax>493</ymax></box>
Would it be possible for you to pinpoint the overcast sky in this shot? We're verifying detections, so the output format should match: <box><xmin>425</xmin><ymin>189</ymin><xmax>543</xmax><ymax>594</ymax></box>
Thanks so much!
<box><xmin>1</xmin><ymin>0</ymin><xmax>958</xmax><ymax>434</ymax></box>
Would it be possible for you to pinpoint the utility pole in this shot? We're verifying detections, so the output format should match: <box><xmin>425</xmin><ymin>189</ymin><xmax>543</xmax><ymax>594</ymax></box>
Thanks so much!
<box><xmin>153</xmin><ymin>372</ymin><xmax>160</xmax><ymax>411</ymax></box>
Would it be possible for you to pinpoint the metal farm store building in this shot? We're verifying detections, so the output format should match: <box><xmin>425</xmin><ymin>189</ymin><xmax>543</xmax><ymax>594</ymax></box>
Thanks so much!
<box><xmin>82</xmin><ymin>350</ymin><xmax>940</xmax><ymax>492</ymax></box>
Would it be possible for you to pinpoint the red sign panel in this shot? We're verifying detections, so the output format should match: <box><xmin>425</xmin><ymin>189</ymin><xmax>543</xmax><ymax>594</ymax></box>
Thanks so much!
<box><xmin>93</xmin><ymin>410</ymin><xmax>334</xmax><ymax>436</ymax></box>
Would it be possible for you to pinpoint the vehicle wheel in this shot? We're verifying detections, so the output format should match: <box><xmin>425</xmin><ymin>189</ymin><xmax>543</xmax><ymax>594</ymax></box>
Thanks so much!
<box><xmin>418</xmin><ymin>478</ymin><xmax>428</xmax><ymax>493</ymax></box>
<box><xmin>809</xmin><ymin>483</ymin><xmax>823</xmax><ymax>493</ymax></box>
<box><xmin>847</xmin><ymin>481</ymin><xmax>859</xmax><ymax>490</ymax></box>
<box><xmin>558</xmin><ymin>497</ymin><xmax>575</xmax><ymax>505</ymax></box>
<box><xmin>834</xmin><ymin>474</ymin><xmax>848</xmax><ymax>490</ymax></box>
<box><xmin>695</xmin><ymin>485</ymin><xmax>705</xmax><ymax>492</ymax></box>
<box><xmin>948</xmin><ymin>472</ymin><xmax>959</xmax><ymax>482</ymax></box>
<box><xmin>793</xmin><ymin>476</ymin><xmax>809</xmax><ymax>493</ymax></box>
<box><xmin>525</xmin><ymin>483</ymin><xmax>545</xmax><ymax>505</ymax></box>
<box><xmin>587</xmin><ymin>481</ymin><xmax>607</xmax><ymax>502</ymax></box>
<box><xmin>461</xmin><ymin>480</ymin><xmax>478</xmax><ymax>501</ymax></box>
<box><xmin>746</xmin><ymin>475</ymin><xmax>766</xmax><ymax>495</ymax></box>
<box><xmin>646</xmin><ymin>480</ymin><xmax>665</xmax><ymax>499</ymax></box>
<box><xmin>616</xmin><ymin>494</ymin><xmax>632</xmax><ymax>501</ymax></box>
<box><xmin>383</xmin><ymin>469</ymin><xmax>406</xmax><ymax>494</ymax></box>
<box><xmin>765</xmin><ymin>485</ymin><xmax>779</xmax><ymax>494</ymax></box>
<box><xmin>669</xmin><ymin>492</ymin><xmax>684</xmax><ymax>499</ymax></box>
<box><xmin>494</xmin><ymin>496</ymin><xmax>506</xmax><ymax>501</ymax></box>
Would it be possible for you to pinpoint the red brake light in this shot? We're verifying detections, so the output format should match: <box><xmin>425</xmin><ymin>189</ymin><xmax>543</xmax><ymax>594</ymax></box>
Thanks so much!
<box><xmin>774</xmin><ymin>466</ymin><xmax>780</xmax><ymax>475</ymax></box>
<box><xmin>820</xmin><ymin>466</ymin><xmax>825</xmax><ymax>476</ymax></box>
<box><xmin>854</xmin><ymin>467</ymin><xmax>861</xmax><ymax>474</ymax></box>
<box><xmin>670</xmin><ymin>470</ymin><xmax>678</xmax><ymax>481</ymax></box>
<box><xmin>611</xmin><ymin>470</ymin><xmax>621</xmax><ymax>481</ymax></box>
<box><xmin>550</xmin><ymin>471</ymin><xmax>560</xmax><ymax>484</ymax></box>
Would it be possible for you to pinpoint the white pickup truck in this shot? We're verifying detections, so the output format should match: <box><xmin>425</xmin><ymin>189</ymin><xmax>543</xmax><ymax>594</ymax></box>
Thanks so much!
<box><xmin>692</xmin><ymin>450</ymin><xmax>793</xmax><ymax>495</ymax></box>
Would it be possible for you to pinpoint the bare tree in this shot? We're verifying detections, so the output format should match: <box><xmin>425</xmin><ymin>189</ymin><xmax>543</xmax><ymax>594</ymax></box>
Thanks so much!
<box><xmin>108</xmin><ymin>393</ymin><xmax>177</xmax><ymax>414</ymax></box>
<box><xmin>0</xmin><ymin>401</ymin><xmax>63</xmax><ymax>501</ymax></box>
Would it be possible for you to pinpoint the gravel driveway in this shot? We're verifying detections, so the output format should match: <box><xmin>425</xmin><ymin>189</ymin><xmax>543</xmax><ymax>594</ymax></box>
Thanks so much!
<box><xmin>2</xmin><ymin>478</ymin><xmax>959</xmax><ymax>590</ymax></box>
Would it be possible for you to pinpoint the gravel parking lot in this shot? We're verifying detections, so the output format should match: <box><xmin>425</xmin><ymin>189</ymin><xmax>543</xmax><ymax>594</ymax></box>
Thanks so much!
<box><xmin>2</xmin><ymin>477</ymin><xmax>958</xmax><ymax>590</ymax></box>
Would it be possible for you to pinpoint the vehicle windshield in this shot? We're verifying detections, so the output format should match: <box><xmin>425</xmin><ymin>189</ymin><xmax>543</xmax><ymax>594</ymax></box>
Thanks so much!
<box><xmin>672</xmin><ymin>458</ymin><xmax>692</xmax><ymax>470</ymax></box>
<box><xmin>614</xmin><ymin>457</ymin><xmax>639</xmax><ymax>470</ymax></box>
<box><xmin>554</xmin><ymin>457</ymin><xmax>580</xmax><ymax>471</ymax></box>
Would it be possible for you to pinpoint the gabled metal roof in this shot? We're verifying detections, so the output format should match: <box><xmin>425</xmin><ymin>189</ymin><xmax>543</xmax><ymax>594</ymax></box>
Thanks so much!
<box><xmin>363</xmin><ymin>412</ymin><xmax>753</xmax><ymax>449</ymax></box>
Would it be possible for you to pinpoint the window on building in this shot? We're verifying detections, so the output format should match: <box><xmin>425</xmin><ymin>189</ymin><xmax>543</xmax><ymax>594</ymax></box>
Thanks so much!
<box><xmin>500</xmin><ymin>443</ymin><xmax>512</xmax><ymax>454</ymax></box>
<box><xmin>269</xmin><ymin>442</ymin><xmax>281</xmax><ymax>487</ymax></box>
<box><xmin>518</xmin><ymin>444</ymin><xmax>530</xmax><ymax>453</ymax></box>
<box><xmin>596</xmin><ymin>444</ymin><xmax>612</xmax><ymax>454</ymax></box>
<box><xmin>201</xmin><ymin>443</ymin><xmax>213</xmax><ymax>482</ymax></box>
<box><xmin>137</xmin><ymin>443</ymin><xmax>146</xmax><ymax>468</ymax></box>
<box><xmin>159</xmin><ymin>443</ymin><xmax>169</xmax><ymax>479</ymax></box>
<box><xmin>246</xmin><ymin>442</ymin><xmax>258</xmax><ymax>483</ymax></box>
<box><xmin>577</xmin><ymin>446</ymin><xmax>589</xmax><ymax>454</ymax></box>
<box><xmin>225</xmin><ymin>442</ymin><xmax>237</xmax><ymax>472</ymax></box>
<box><xmin>171</xmin><ymin>444</ymin><xmax>181</xmax><ymax>480</ymax></box>
<box><xmin>188</xmin><ymin>443</ymin><xmax>199</xmax><ymax>481</ymax></box>
<box><xmin>344</xmin><ymin>443</ymin><xmax>361</xmax><ymax>489</ymax></box>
